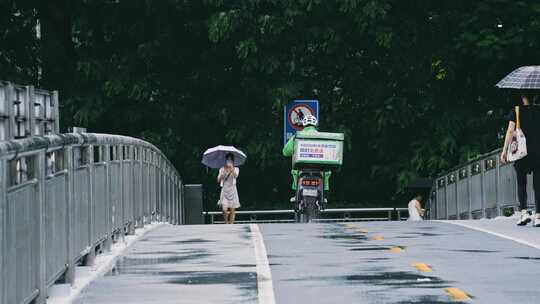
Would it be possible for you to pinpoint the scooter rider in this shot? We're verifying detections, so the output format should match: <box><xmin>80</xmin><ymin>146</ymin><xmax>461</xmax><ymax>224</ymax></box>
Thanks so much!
<box><xmin>282</xmin><ymin>114</ymin><xmax>331</xmax><ymax>201</ymax></box>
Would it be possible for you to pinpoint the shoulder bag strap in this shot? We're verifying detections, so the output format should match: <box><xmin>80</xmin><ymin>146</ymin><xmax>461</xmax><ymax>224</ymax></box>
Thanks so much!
<box><xmin>515</xmin><ymin>106</ymin><xmax>521</xmax><ymax>130</ymax></box>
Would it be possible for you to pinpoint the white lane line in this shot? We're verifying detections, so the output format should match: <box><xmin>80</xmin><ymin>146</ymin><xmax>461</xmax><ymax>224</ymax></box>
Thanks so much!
<box><xmin>442</xmin><ymin>221</ymin><xmax>540</xmax><ymax>251</ymax></box>
<box><xmin>250</xmin><ymin>224</ymin><xmax>276</xmax><ymax>304</ymax></box>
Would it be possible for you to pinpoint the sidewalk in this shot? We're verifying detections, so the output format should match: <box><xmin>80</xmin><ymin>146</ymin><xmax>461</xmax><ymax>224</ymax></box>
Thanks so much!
<box><xmin>443</xmin><ymin>216</ymin><xmax>540</xmax><ymax>250</ymax></box>
<box><xmin>72</xmin><ymin>225</ymin><xmax>258</xmax><ymax>304</ymax></box>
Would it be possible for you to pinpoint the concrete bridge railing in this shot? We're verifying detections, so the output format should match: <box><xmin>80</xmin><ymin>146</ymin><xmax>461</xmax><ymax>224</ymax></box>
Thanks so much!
<box><xmin>428</xmin><ymin>148</ymin><xmax>529</xmax><ymax>220</ymax></box>
<box><xmin>0</xmin><ymin>132</ymin><xmax>183</xmax><ymax>304</ymax></box>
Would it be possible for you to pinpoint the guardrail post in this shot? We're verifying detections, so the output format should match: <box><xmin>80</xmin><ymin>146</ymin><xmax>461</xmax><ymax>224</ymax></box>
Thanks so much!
<box><xmin>180</xmin><ymin>179</ymin><xmax>183</xmax><ymax>224</ymax></box>
<box><xmin>179</xmin><ymin>179</ymin><xmax>184</xmax><ymax>224</ymax></box>
<box><xmin>85</xmin><ymin>146</ymin><xmax>96</xmax><ymax>266</ymax></box>
<box><xmin>176</xmin><ymin>177</ymin><xmax>180</xmax><ymax>224</ymax></box>
<box><xmin>36</xmin><ymin>150</ymin><xmax>47</xmax><ymax>303</ymax></box>
<box><xmin>396</xmin><ymin>208</ymin><xmax>401</xmax><ymax>221</ymax></box>
<box><xmin>0</xmin><ymin>158</ymin><xmax>6</xmax><ymax>304</ymax></box>
<box><xmin>181</xmin><ymin>180</ymin><xmax>185</xmax><ymax>224</ymax></box>
<box><xmin>164</xmin><ymin>168</ymin><xmax>168</xmax><ymax>222</ymax></box>
<box><xmin>64</xmin><ymin>145</ymin><xmax>76</xmax><ymax>284</ymax></box>
<box><xmin>127</xmin><ymin>146</ymin><xmax>135</xmax><ymax>235</ymax></box>
<box><xmin>168</xmin><ymin>172</ymin><xmax>173</xmax><ymax>223</ymax></box>
<box><xmin>175</xmin><ymin>180</ymin><xmax>179</xmax><ymax>224</ymax></box>
<box><xmin>445</xmin><ymin>177</ymin><xmax>450</xmax><ymax>220</ymax></box>
<box><xmin>387</xmin><ymin>210</ymin><xmax>392</xmax><ymax>221</ymax></box>
<box><xmin>167</xmin><ymin>166</ymin><xmax>170</xmax><ymax>223</ymax></box>
<box><xmin>167</xmin><ymin>168</ymin><xmax>171</xmax><ymax>223</ymax></box>
<box><xmin>161</xmin><ymin>158</ymin><xmax>165</xmax><ymax>222</ymax></box>
<box><xmin>149</xmin><ymin>151</ymin><xmax>154</xmax><ymax>224</ymax></box>
<box><xmin>467</xmin><ymin>164</ymin><xmax>472</xmax><ymax>219</ymax></box>
<box><xmin>52</xmin><ymin>90</ymin><xmax>60</xmax><ymax>133</ymax></box>
<box><xmin>119</xmin><ymin>145</ymin><xmax>127</xmax><ymax>240</ymax></box>
<box><xmin>138</xmin><ymin>147</ymin><xmax>144</xmax><ymax>228</ymax></box>
<box><xmin>103</xmin><ymin>145</ymin><xmax>112</xmax><ymax>252</ymax></box>
<box><xmin>429</xmin><ymin>189</ymin><xmax>435</xmax><ymax>220</ymax></box>
<box><xmin>455</xmin><ymin>174</ymin><xmax>460</xmax><ymax>219</ymax></box>
<box><xmin>481</xmin><ymin>160</ymin><xmax>486</xmax><ymax>218</ymax></box>
<box><xmin>157</xmin><ymin>157</ymin><xmax>162</xmax><ymax>221</ymax></box>
<box><xmin>172</xmin><ymin>176</ymin><xmax>178</xmax><ymax>225</ymax></box>
<box><xmin>156</xmin><ymin>158</ymin><xmax>160</xmax><ymax>221</ymax></box>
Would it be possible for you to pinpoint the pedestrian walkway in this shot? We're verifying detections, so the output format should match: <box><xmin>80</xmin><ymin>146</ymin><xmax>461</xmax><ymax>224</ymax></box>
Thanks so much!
<box><xmin>74</xmin><ymin>225</ymin><xmax>257</xmax><ymax>304</ymax></box>
<box><xmin>446</xmin><ymin>216</ymin><xmax>540</xmax><ymax>250</ymax></box>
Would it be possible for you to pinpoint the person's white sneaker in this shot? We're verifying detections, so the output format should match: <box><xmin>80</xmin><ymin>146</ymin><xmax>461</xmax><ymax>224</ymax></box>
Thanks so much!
<box><xmin>290</xmin><ymin>196</ymin><xmax>296</xmax><ymax>203</ymax></box>
<box><xmin>534</xmin><ymin>213</ymin><xmax>540</xmax><ymax>227</ymax></box>
<box><xmin>517</xmin><ymin>210</ymin><xmax>533</xmax><ymax>226</ymax></box>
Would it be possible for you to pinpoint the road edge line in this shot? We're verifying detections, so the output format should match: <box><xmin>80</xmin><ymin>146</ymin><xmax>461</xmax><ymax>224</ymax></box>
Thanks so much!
<box><xmin>250</xmin><ymin>224</ymin><xmax>276</xmax><ymax>304</ymax></box>
<box><xmin>440</xmin><ymin>221</ymin><xmax>540</xmax><ymax>251</ymax></box>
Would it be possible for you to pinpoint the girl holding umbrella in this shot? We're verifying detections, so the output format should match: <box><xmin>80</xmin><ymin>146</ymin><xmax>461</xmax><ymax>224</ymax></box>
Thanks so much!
<box><xmin>217</xmin><ymin>153</ymin><xmax>240</xmax><ymax>224</ymax></box>
<box><xmin>202</xmin><ymin>146</ymin><xmax>246</xmax><ymax>224</ymax></box>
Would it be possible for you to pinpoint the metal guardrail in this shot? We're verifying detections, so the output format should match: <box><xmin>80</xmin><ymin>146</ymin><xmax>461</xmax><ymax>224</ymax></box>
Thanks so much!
<box><xmin>204</xmin><ymin>208</ymin><xmax>409</xmax><ymax>224</ymax></box>
<box><xmin>0</xmin><ymin>81</ymin><xmax>60</xmax><ymax>141</ymax></box>
<box><xmin>429</xmin><ymin>147</ymin><xmax>527</xmax><ymax>220</ymax></box>
<box><xmin>0</xmin><ymin>132</ymin><xmax>183</xmax><ymax>304</ymax></box>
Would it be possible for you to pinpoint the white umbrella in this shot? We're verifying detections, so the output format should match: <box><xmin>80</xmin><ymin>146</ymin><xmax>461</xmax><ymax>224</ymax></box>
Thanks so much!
<box><xmin>496</xmin><ymin>66</ymin><xmax>540</xmax><ymax>89</ymax></box>
<box><xmin>201</xmin><ymin>145</ymin><xmax>247</xmax><ymax>169</ymax></box>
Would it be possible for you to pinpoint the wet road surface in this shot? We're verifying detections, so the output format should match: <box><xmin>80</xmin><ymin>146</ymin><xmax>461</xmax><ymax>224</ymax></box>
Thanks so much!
<box><xmin>74</xmin><ymin>225</ymin><xmax>257</xmax><ymax>304</ymax></box>
<box><xmin>74</xmin><ymin>218</ymin><xmax>540</xmax><ymax>304</ymax></box>
<box><xmin>263</xmin><ymin>220</ymin><xmax>540</xmax><ymax>304</ymax></box>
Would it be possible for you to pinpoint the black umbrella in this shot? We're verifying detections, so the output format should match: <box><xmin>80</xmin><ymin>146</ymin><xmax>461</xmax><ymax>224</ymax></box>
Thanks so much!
<box><xmin>496</xmin><ymin>66</ymin><xmax>540</xmax><ymax>89</ymax></box>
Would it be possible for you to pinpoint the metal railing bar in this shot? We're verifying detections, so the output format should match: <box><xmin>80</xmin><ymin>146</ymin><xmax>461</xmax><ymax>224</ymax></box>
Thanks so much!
<box><xmin>6</xmin><ymin>179</ymin><xmax>38</xmax><ymax>191</ymax></box>
<box><xmin>45</xmin><ymin>170</ymin><xmax>68</xmax><ymax>179</ymax></box>
<box><xmin>204</xmin><ymin>207</ymin><xmax>409</xmax><ymax>216</ymax></box>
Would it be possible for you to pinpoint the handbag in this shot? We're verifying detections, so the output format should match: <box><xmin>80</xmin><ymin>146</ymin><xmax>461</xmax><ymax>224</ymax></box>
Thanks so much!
<box><xmin>507</xmin><ymin>106</ymin><xmax>528</xmax><ymax>162</ymax></box>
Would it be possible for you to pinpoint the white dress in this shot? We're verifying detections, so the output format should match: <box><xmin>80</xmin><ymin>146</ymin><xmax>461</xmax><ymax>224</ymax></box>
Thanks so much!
<box><xmin>408</xmin><ymin>199</ymin><xmax>422</xmax><ymax>221</ymax></box>
<box><xmin>218</xmin><ymin>167</ymin><xmax>240</xmax><ymax>209</ymax></box>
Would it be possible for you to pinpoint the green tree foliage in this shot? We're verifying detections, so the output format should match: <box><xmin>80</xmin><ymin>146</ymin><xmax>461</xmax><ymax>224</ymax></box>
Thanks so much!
<box><xmin>2</xmin><ymin>0</ymin><xmax>540</xmax><ymax>208</ymax></box>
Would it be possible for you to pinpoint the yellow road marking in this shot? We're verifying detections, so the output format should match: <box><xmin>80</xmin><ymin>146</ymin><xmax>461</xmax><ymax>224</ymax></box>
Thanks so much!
<box><xmin>412</xmin><ymin>263</ymin><xmax>432</xmax><ymax>272</ymax></box>
<box><xmin>389</xmin><ymin>246</ymin><xmax>403</xmax><ymax>253</ymax></box>
<box><xmin>341</xmin><ymin>223</ymin><xmax>368</xmax><ymax>234</ymax></box>
<box><xmin>445</xmin><ymin>287</ymin><xmax>470</xmax><ymax>301</ymax></box>
<box><xmin>371</xmin><ymin>235</ymin><xmax>384</xmax><ymax>241</ymax></box>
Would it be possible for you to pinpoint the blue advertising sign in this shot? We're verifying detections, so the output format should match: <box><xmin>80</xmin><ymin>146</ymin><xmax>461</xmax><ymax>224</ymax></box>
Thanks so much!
<box><xmin>283</xmin><ymin>100</ymin><xmax>319</xmax><ymax>146</ymax></box>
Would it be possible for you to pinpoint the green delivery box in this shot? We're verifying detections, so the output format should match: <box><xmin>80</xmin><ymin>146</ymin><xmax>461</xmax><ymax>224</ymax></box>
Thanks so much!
<box><xmin>292</xmin><ymin>131</ymin><xmax>344</xmax><ymax>169</ymax></box>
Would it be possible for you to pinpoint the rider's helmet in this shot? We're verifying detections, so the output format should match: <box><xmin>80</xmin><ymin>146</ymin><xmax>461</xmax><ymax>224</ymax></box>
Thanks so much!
<box><xmin>301</xmin><ymin>114</ymin><xmax>318</xmax><ymax>128</ymax></box>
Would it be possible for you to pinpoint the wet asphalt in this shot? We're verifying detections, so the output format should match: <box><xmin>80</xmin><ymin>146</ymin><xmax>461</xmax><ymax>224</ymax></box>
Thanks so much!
<box><xmin>73</xmin><ymin>225</ymin><xmax>258</xmax><ymax>304</ymax></box>
<box><xmin>73</xmin><ymin>219</ymin><xmax>540</xmax><ymax>304</ymax></box>
<box><xmin>262</xmin><ymin>220</ymin><xmax>540</xmax><ymax>304</ymax></box>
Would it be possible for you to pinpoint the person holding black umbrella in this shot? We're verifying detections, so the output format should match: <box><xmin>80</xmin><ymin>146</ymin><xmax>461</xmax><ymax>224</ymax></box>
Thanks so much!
<box><xmin>500</xmin><ymin>91</ymin><xmax>540</xmax><ymax>227</ymax></box>
<box><xmin>497</xmin><ymin>66</ymin><xmax>540</xmax><ymax>227</ymax></box>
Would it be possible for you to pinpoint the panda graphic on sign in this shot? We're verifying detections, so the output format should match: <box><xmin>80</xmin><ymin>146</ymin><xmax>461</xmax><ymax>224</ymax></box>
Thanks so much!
<box><xmin>288</xmin><ymin>104</ymin><xmax>315</xmax><ymax>130</ymax></box>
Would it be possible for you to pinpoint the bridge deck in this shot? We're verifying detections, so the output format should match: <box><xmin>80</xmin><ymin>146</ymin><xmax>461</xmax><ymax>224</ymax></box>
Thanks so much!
<box><xmin>72</xmin><ymin>219</ymin><xmax>540</xmax><ymax>304</ymax></box>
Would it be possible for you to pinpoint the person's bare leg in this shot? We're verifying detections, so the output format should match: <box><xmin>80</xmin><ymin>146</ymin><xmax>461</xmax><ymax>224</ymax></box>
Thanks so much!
<box><xmin>222</xmin><ymin>208</ymin><xmax>229</xmax><ymax>224</ymax></box>
<box><xmin>229</xmin><ymin>208</ymin><xmax>236</xmax><ymax>224</ymax></box>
